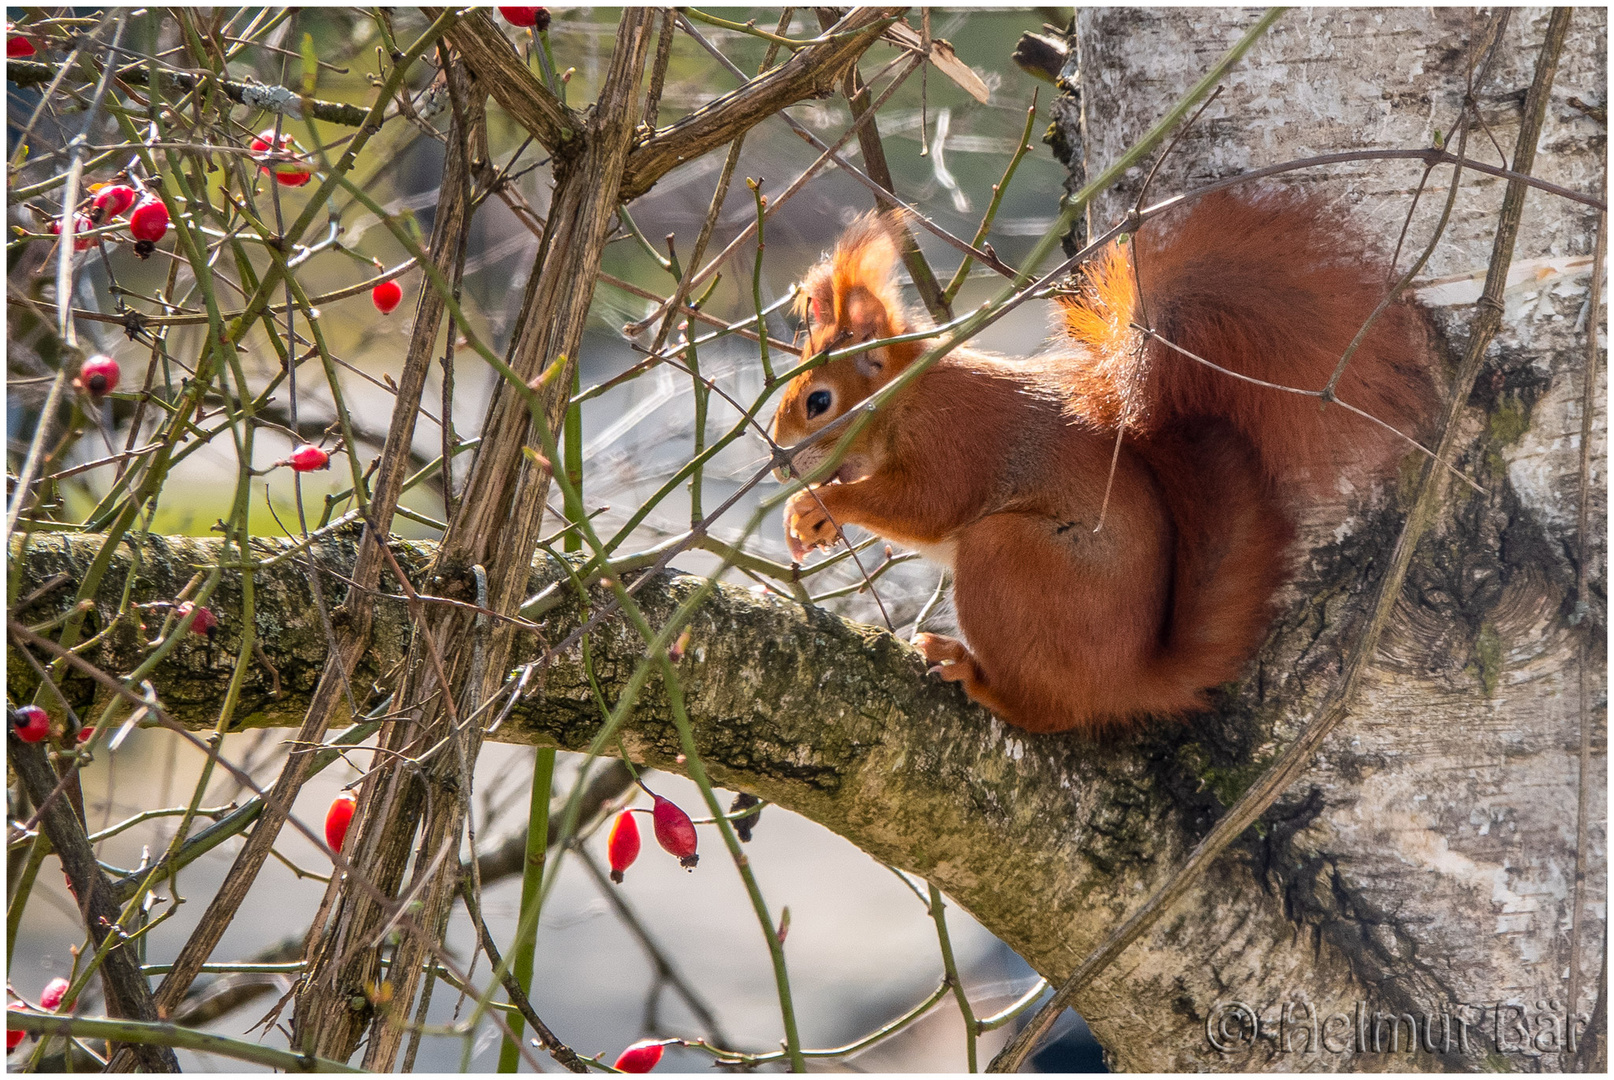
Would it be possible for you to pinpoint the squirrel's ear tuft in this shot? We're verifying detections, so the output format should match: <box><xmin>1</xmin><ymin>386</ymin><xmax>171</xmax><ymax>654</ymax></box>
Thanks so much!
<box><xmin>830</xmin><ymin>212</ymin><xmax>904</xmax><ymax>331</ymax></box>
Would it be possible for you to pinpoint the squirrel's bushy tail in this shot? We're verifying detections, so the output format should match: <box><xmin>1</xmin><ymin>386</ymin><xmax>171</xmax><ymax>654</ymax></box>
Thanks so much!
<box><xmin>1059</xmin><ymin>189</ymin><xmax>1437</xmax><ymax>493</ymax></box>
<box><xmin>1130</xmin><ymin>420</ymin><xmax>1294</xmax><ymax>718</ymax></box>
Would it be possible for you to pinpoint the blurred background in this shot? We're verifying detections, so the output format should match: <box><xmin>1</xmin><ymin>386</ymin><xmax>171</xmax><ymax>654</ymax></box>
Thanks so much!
<box><xmin>8</xmin><ymin>6</ymin><xmax>1107</xmax><ymax>1071</ymax></box>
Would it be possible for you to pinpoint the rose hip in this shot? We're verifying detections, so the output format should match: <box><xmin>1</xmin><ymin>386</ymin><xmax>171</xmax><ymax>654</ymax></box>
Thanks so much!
<box><xmin>176</xmin><ymin>601</ymin><xmax>218</xmax><ymax>638</ymax></box>
<box><xmin>38</xmin><ymin>979</ymin><xmax>68</xmax><ymax>1012</ymax></box>
<box><xmin>128</xmin><ymin>198</ymin><xmax>169</xmax><ymax>243</ymax></box>
<box><xmin>251</xmin><ymin>129</ymin><xmax>312</xmax><ymax>186</ymax></box>
<box><xmin>607</xmin><ymin>810</ymin><xmax>641</xmax><ymax>883</ymax></box>
<box><xmin>651</xmin><ymin>795</ymin><xmax>698</xmax><ymax>869</ymax></box>
<box><xmin>11</xmin><ymin>705</ymin><xmax>49</xmax><ymax>743</ymax></box>
<box><xmin>500</xmin><ymin>8</ymin><xmax>549</xmax><ymax>30</ymax></box>
<box><xmin>78</xmin><ymin>354</ymin><xmax>120</xmax><ymax>399</ymax></box>
<box><xmin>287</xmin><ymin>444</ymin><xmax>330</xmax><ymax>472</ymax></box>
<box><xmin>371</xmin><ymin>279</ymin><xmax>403</xmax><ymax>314</ymax></box>
<box><xmin>326</xmin><ymin>791</ymin><xmax>357</xmax><ymax>854</ymax></box>
<box><xmin>93</xmin><ymin>184</ymin><xmax>138</xmax><ymax>219</ymax></box>
<box><xmin>52</xmin><ymin>213</ymin><xmax>96</xmax><ymax>251</ymax></box>
<box><xmin>612</xmin><ymin>1040</ymin><xmax>664</xmax><ymax>1073</ymax></box>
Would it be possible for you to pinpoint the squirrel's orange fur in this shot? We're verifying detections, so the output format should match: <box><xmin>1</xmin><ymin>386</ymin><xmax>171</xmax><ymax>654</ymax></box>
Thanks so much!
<box><xmin>771</xmin><ymin>190</ymin><xmax>1436</xmax><ymax>735</ymax></box>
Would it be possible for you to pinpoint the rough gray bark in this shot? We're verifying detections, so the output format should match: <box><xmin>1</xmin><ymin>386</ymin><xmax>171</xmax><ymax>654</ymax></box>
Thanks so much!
<box><xmin>7</xmin><ymin>8</ymin><xmax>1604</xmax><ymax>1073</ymax></box>
<box><xmin>1055</xmin><ymin>6</ymin><xmax>1608</xmax><ymax>1071</ymax></box>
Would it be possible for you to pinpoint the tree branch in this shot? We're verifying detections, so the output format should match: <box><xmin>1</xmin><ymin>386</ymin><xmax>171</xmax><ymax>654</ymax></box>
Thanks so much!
<box><xmin>618</xmin><ymin>7</ymin><xmax>904</xmax><ymax>200</ymax></box>
<box><xmin>4</xmin><ymin>59</ymin><xmax>370</xmax><ymax>127</ymax></box>
<box><xmin>433</xmin><ymin>8</ymin><xmax>579</xmax><ymax>154</ymax></box>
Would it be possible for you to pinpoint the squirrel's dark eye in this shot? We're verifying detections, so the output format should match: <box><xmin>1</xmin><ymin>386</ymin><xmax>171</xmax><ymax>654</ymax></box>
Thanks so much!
<box><xmin>806</xmin><ymin>389</ymin><xmax>832</xmax><ymax>419</ymax></box>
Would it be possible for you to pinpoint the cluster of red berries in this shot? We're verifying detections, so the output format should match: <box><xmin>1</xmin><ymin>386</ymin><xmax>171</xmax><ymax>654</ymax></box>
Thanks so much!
<box><xmin>607</xmin><ymin>788</ymin><xmax>700</xmax><ymax>883</ymax></box>
<box><xmin>50</xmin><ymin>180</ymin><xmax>168</xmax><ymax>257</ymax></box>
<box><xmin>6</xmin><ymin>978</ymin><xmax>71</xmax><ymax>1051</ymax></box>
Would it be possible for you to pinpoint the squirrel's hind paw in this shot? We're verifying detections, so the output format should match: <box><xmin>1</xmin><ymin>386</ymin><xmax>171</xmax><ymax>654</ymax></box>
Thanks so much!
<box><xmin>913</xmin><ymin>633</ymin><xmax>975</xmax><ymax>675</ymax></box>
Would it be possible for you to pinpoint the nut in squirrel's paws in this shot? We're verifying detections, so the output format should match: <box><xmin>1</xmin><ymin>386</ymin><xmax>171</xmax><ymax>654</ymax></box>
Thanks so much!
<box><xmin>785</xmin><ymin>488</ymin><xmax>842</xmax><ymax>562</ymax></box>
<box><xmin>912</xmin><ymin>633</ymin><xmax>975</xmax><ymax>682</ymax></box>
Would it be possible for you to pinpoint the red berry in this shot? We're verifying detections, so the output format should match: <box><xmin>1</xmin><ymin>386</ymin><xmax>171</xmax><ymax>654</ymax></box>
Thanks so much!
<box><xmin>76</xmin><ymin>726</ymin><xmax>95</xmax><ymax>745</ymax></box>
<box><xmin>499</xmin><ymin>7</ymin><xmax>547</xmax><ymax>29</ymax></box>
<box><xmin>51</xmin><ymin>213</ymin><xmax>95</xmax><ymax>251</ymax></box>
<box><xmin>78</xmin><ymin>354</ymin><xmax>120</xmax><ymax>399</ymax></box>
<box><xmin>93</xmin><ymin>184</ymin><xmax>137</xmax><ymax>219</ymax></box>
<box><xmin>6</xmin><ymin>1002</ymin><xmax>25</xmax><ymax>1050</ymax></box>
<box><xmin>287</xmin><ymin>444</ymin><xmax>330</xmax><ymax>472</ymax></box>
<box><xmin>11</xmin><ymin>705</ymin><xmax>49</xmax><ymax>743</ymax></box>
<box><xmin>651</xmin><ymin>795</ymin><xmax>698</xmax><ymax>869</ymax></box>
<box><xmin>128</xmin><ymin>198</ymin><xmax>169</xmax><ymax>243</ymax></box>
<box><xmin>326</xmin><ymin>791</ymin><xmax>357</xmax><ymax>854</ymax></box>
<box><xmin>176</xmin><ymin>601</ymin><xmax>218</xmax><ymax>638</ymax></box>
<box><xmin>251</xmin><ymin>129</ymin><xmax>311</xmax><ymax>186</ymax></box>
<box><xmin>371</xmin><ymin>279</ymin><xmax>404</xmax><ymax>314</ymax></box>
<box><xmin>612</xmin><ymin>1040</ymin><xmax>664</xmax><ymax>1073</ymax></box>
<box><xmin>7</xmin><ymin>35</ymin><xmax>35</xmax><ymax>58</ymax></box>
<box><xmin>38</xmin><ymin>979</ymin><xmax>68</xmax><ymax>1012</ymax></box>
<box><xmin>607</xmin><ymin>811</ymin><xmax>641</xmax><ymax>884</ymax></box>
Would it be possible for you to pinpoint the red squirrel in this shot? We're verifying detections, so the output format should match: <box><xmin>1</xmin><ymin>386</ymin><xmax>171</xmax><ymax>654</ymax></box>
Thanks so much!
<box><xmin>769</xmin><ymin>189</ymin><xmax>1436</xmax><ymax>736</ymax></box>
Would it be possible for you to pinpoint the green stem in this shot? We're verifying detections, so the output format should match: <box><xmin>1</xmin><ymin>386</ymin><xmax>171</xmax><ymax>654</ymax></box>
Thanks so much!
<box><xmin>5</xmin><ymin>1011</ymin><xmax>364</xmax><ymax>1072</ymax></box>
<box><xmin>497</xmin><ymin>747</ymin><xmax>555</xmax><ymax>1072</ymax></box>
<box><xmin>681</xmin><ymin>8</ymin><xmax>825</xmax><ymax>49</ymax></box>
<box><xmin>942</xmin><ymin>92</ymin><xmax>1040</xmax><ymax>306</ymax></box>
<box><xmin>685</xmin><ymin>980</ymin><xmax>952</xmax><ymax>1066</ymax></box>
<box><xmin>7</xmin><ymin>832</ymin><xmax>51</xmax><ymax>960</ymax></box>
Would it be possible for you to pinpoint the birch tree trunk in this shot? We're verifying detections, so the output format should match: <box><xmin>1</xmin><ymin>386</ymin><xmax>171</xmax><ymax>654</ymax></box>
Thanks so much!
<box><xmin>1040</xmin><ymin>6</ymin><xmax>1608</xmax><ymax>1070</ymax></box>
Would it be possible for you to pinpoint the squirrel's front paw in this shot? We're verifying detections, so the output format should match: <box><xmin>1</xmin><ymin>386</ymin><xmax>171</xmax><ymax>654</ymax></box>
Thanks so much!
<box><xmin>784</xmin><ymin>489</ymin><xmax>842</xmax><ymax>562</ymax></box>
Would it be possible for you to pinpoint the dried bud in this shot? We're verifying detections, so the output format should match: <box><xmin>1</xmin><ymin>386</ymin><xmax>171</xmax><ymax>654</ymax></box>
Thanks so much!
<box><xmin>668</xmin><ymin>627</ymin><xmax>691</xmax><ymax>664</ymax></box>
<box><xmin>729</xmin><ymin>793</ymin><xmax>763</xmax><ymax>843</ymax></box>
